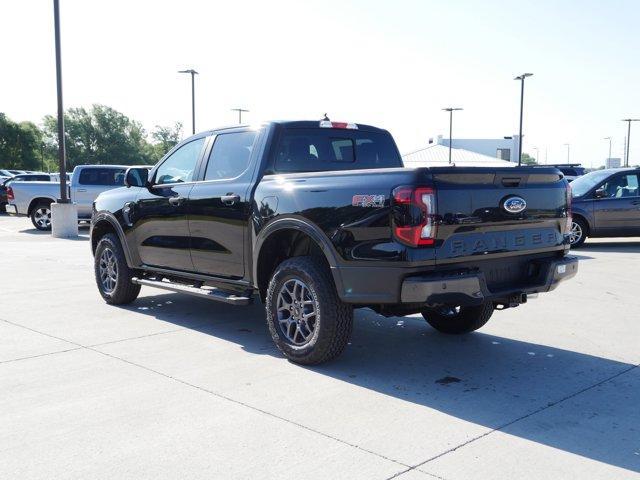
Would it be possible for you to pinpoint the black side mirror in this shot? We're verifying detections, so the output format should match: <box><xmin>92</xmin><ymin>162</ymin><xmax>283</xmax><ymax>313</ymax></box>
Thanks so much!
<box><xmin>124</xmin><ymin>167</ymin><xmax>149</xmax><ymax>188</ymax></box>
<box><xmin>594</xmin><ymin>187</ymin><xmax>607</xmax><ymax>199</ymax></box>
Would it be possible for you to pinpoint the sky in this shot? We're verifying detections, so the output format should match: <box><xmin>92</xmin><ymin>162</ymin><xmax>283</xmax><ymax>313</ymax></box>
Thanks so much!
<box><xmin>1</xmin><ymin>0</ymin><xmax>639</xmax><ymax>167</ymax></box>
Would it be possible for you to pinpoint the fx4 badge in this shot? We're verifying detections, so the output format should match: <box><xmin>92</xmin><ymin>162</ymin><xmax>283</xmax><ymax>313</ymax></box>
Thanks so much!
<box><xmin>352</xmin><ymin>194</ymin><xmax>385</xmax><ymax>208</ymax></box>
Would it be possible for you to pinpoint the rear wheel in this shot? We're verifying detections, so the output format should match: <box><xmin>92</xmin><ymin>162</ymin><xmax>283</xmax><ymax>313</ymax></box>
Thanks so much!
<box><xmin>265</xmin><ymin>256</ymin><xmax>353</xmax><ymax>365</ymax></box>
<box><xmin>31</xmin><ymin>202</ymin><xmax>52</xmax><ymax>231</ymax></box>
<box><xmin>94</xmin><ymin>233</ymin><xmax>141</xmax><ymax>304</ymax></box>
<box><xmin>421</xmin><ymin>302</ymin><xmax>494</xmax><ymax>334</ymax></box>
<box><xmin>569</xmin><ymin>217</ymin><xmax>587</xmax><ymax>248</ymax></box>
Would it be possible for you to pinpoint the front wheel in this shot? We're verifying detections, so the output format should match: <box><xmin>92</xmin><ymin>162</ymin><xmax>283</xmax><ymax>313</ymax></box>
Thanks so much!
<box><xmin>421</xmin><ymin>302</ymin><xmax>494</xmax><ymax>334</ymax></box>
<box><xmin>31</xmin><ymin>202</ymin><xmax>52</xmax><ymax>231</ymax></box>
<box><xmin>569</xmin><ymin>218</ymin><xmax>587</xmax><ymax>248</ymax></box>
<box><xmin>265</xmin><ymin>256</ymin><xmax>353</xmax><ymax>365</ymax></box>
<box><xmin>94</xmin><ymin>233</ymin><xmax>141</xmax><ymax>305</ymax></box>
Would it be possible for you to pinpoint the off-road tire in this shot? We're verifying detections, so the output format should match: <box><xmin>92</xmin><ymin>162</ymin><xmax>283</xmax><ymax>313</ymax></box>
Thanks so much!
<box><xmin>569</xmin><ymin>217</ymin><xmax>588</xmax><ymax>248</ymax></box>
<box><xmin>30</xmin><ymin>201</ymin><xmax>52</xmax><ymax>231</ymax></box>
<box><xmin>265</xmin><ymin>256</ymin><xmax>353</xmax><ymax>365</ymax></box>
<box><xmin>422</xmin><ymin>302</ymin><xmax>494</xmax><ymax>334</ymax></box>
<box><xmin>94</xmin><ymin>233</ymin><xmax>141</xmax><ymax>305</ymax></box>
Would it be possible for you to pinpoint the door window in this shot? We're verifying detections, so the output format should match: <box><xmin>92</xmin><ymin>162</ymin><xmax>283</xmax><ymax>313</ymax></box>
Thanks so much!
<box><xmin>155</xmin><ymin>138</ymin><xmax>205</xmax><ymax>185</ymax></box>
<box><xmin>79</xmin><ymin>168</ymin><xmax>126</xmax><ymax>185</ymax></box>
<box><xmin>600</xmin><ymin>174</ymin><xmax>639</xmax><ymax>198</ymax></box>
<box><xmin>204</xmin><ymin>131</ymin><xmax>257</xmax><ymax>181</ymax></box>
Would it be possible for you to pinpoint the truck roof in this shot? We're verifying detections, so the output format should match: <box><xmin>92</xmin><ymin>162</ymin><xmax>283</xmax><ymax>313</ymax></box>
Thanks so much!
<box><xmin>203</xmin><ymin>120</ymin><xmax>389</xmax><ymax>135</ymax></box>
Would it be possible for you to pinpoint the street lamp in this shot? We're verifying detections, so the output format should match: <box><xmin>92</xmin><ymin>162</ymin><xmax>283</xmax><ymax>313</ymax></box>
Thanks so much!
<box><xmin>231</xmin><ymin>108</ymin><xmax>249</xmax><ymax>124</ymax></box>
<box><xmin>442</xmin><ymin>107</ymin><xmax>463</xmax><ymax>164</ymax></box>
<box><xmin>603</xmin><ymin>136</ymin><xmax>612</xmax><ymax>161</ymax></box>
<box><xmin>514</xmin><ymin>73</ymin><xmax>533</xmax><ymax>166</ymax></box>
<box><xmin>532</xmin><ymin>146</ymin><xmax>539</xmax><ymax>164</ymax></box>
<box><xmin>621</xmin><ymin>119</ymin><xmax>639</xmax><ymax>167</ymax></box>
<box><xmin>178</xmin><ymin>69</ymin><xmax>199</xmax><ymax>134</ymax></box>
<box><xmin>564</xmin><ymin>143</ymin><xmax>570</xmax><ymax>163</ymax></box>
<box><xmin>53</xmin><ymin>0</ymin><xmax>68</xmax><ymax>203</ymax></box>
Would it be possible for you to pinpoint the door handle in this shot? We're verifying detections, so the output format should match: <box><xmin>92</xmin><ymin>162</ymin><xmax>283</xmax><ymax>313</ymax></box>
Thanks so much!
<box><xmin>168</xmin><ymin>196</ymin><xmax>185</xmax><ymax>206</ymax></box>
<box><xmin>221</xmin><ymin>193</ymin><xmax>240</xmax><ymax>205</ymax></box>
<box><xmin>77</xmin><ymin>188</ymin><xmax>87</xmax><ymax>192</ymax></box>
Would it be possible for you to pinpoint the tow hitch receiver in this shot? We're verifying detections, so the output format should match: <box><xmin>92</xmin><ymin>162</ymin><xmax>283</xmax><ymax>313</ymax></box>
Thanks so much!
<box><xmin>496</xmin><ymin>293</ymin><xmax>528</xmax><ymax>310</ymax></box>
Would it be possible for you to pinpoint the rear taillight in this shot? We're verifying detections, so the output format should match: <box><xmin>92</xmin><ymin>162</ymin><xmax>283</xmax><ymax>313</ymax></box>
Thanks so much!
<box><xmin>565</xmin><ymin>183</ymin><xmax>572</xmax><ymax>233</ymax></box>
<box><xmin>7</xmin><ymin>187</ymin><xmax>14</xmax><ymax>201</ymax></box>
<box><xmin>392</xmin><ymin>186</ymin><xmax>436</xmax><ymax>246</ymax></box>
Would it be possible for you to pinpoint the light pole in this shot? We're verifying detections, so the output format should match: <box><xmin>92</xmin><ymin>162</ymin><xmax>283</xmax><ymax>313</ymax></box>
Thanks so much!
<box><xmin>532</xmin><ymin>146</ymin><xmax>539</xmax><ymax>164</ymax></box>
<box><xmin>604</xmin><ymin>136</ymin><xmax>612</xmax><ymax>161</ymax></box>
<box><xmin>53</xmin><ymin>0</ymin><xmax>68</xmax><ymax>203</ymax></box>
<box><xmin>514</xmin><ymin>73</ymin><xmax>533</xmax><ymax>166</ymax></box>
<box><xmin>621</xmin><ymin>119</ymin><xmax>639</xmax><ymax>167</ymax></box>
<box><xmin>564</xmin><ymin>143</ymin><xmax>570</xmax><ymax>163</ymax></box>
<box><xmin>442</xmin><ymin>107</ymin><xmax>463</xmax><ymax>164</ymax></box>
<box><xmin>178</xmin><ymin>69</ymin><xmax>198</xmax><ymax>134</ymax></box>
<box><xmin>231</xmin><ymin>108</ymin><xmax>249</xmax><ymax>124</ymax></box>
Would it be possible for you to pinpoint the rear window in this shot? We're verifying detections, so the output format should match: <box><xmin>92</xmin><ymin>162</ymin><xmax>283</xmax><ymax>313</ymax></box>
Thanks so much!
<box><xmin>79</xmin><ymin>168</ymin><xmax>126</xmax><ymax>186</ymax></box>
<box><xmin>272</xmin><ymin>128</ymin><xmax>402</xmax><ymax>173</ymax></box>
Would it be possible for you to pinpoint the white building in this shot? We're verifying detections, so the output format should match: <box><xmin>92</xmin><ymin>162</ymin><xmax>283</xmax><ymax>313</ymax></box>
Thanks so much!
<box><xmin>403</xmin><ymin>144</ymin><xmax>514</xmax><ymax>167</ymax></box>
<box><xmin>605</xmin><ymin>157</ymin><xmax>622</xmax><ymax>169</ymax></box>
<box><xmin>433</xmin><ymin>135</ymin><xmax>521</xmax><ymax>163</ymax></box>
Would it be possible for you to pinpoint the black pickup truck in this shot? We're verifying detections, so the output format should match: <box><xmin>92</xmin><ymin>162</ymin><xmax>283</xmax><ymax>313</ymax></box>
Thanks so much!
<box><xmin>90</xmin><ymin>120</ymin><xmax>578</xmax><ymax>364</ymax></box>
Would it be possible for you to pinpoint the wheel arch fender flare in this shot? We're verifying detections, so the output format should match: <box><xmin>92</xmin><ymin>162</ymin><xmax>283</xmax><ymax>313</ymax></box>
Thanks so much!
<box><xmin>252</xmin><ymin>216</ymin><xmax>345</xmax><ymax>293</ymax></box>
<box><xmin>91</xmin><ymin>211</ymin><xmax>136</xmax><ymax>268</ymax></box>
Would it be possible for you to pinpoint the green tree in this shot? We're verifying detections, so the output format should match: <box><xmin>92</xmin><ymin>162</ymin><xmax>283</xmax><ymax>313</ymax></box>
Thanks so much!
<box><xmin>520</xmin><ymin>152</ymin><xmax>538</xmax><ymax>165</ymax></box>
<box><xmin>0</xmin><ymin>113</ymin><xmax>50</xmax><ymax>170</ymax></box>
<box><xmin>151</xmin><ymin>122</ymin><xmax>183</xmax><ymax>159</ymax></box>
<box><xmin>43</xmin><ymin>104</ymin><xmax>157</xmax><ymax>168</ymax></box>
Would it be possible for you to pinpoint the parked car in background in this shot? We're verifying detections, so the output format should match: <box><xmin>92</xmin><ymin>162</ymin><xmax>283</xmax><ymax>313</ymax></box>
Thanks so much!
<box><xmin>545</xmin><ymin>164</ymin><xmax>587</xmax><ymax>182</ymax></box>
<box><xmin>5</xmin><ymin>165</ymin><xmax>129</xmax><ymax>230</ymax></box>
<box><xmin>569</xmin><ymin>167</ymin><xmax>640</xmax><ymax>247</ymax></box>
<box><xmin>0</xmin><ymin>169</ymin><xmax>28</xmax><ymax>177</ymax></box>
<box><xmin>1</xmin><ymin>173</ymin><xmax>59</xmax><ymax>212</ymax></box>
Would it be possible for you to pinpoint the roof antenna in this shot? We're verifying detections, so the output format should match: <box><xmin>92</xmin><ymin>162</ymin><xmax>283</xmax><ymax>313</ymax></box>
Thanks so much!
<box><xmin>322</xmin><ymin>113</ymin><xmax>330</xmax><ymax>121</ymax></box>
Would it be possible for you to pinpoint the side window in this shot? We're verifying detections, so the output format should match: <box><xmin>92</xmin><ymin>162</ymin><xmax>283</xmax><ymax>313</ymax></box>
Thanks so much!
<box><xmin>600</xmin><ymin>174</ymin><xmax>640</xmax><ymax>198</ymax></box>
<box><xmin>155</xmin><ymin>138</ymin><xmax>205</xmax><ymax>185</ymax></box>
<box><xmin>204</xmin><ymin>131</ymin><xmax>257</xmax><ymax>181</ymax></box>
<box><xmin>79</xmin><ymin>168</ymin><xmax>126</xmax><ymax>186</ymax></box>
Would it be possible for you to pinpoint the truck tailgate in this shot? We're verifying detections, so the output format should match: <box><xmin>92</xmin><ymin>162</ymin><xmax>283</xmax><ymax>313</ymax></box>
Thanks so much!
<box><xmin>431</xmin><ymin>167</ymin><xmax>569</xmax><ymax>268</ymax></box>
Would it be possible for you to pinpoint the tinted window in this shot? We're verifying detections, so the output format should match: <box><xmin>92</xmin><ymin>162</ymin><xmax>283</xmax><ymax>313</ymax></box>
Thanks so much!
<box><xmin>273</xmin><ymin>129</ymin><xmax>401</xmax><ymax>173</ymax></box>
<box><xmin>204</xmin><ymin>131</ymin><xmax>257</xmax><ymax>181</ymax></box>
<box><xmin>559</xmin><ymin>168</ymin><xmax>577</xmax><ymax>176</ymax></box>
<box><xmin>79</xmin><ymin>168</ymin><xmax>126</xmax><ymax>186</ymax></box>
<box><xmin>600</xmin><ymin>174</ymin><xmax>639</xmax><ymax>198</ymax></box>
<box><xmin>155</xmin><ymin>138</ymin><xmax>205</xmax><ymax>185</ymax></box>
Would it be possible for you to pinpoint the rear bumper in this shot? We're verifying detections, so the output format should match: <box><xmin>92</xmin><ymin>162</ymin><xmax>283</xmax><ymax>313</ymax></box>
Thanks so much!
<box><xmin>5</xmin><ymin>204</ymin><xmax>18</xmax><ymax>214</ymax></box>
<box><xmin>400</xmin><ymin>256</ymin><xmax>578</xmax><ymax>306</ymax></box>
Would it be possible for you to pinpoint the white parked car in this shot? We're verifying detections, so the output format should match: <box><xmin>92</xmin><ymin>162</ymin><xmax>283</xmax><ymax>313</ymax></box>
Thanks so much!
<box><xmin>6</xmin><ymin>165</ymin><xmax>129</xmax><ymax>230</ymax></box>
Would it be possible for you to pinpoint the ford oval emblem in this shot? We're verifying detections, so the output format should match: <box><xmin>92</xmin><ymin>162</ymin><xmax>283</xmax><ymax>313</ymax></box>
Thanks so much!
<box><xmin>503</xmin><ymin>196</ymin><xmax>527</xmax><ymax>214</ymax></box>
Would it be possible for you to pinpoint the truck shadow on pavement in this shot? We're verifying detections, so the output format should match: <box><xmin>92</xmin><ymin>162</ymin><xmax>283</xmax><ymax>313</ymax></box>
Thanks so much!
<box><xmin>577</xmin><ymin>240</ymin><xmax>640</xmax><ymax>253</ymax></box>
<box><xmin>122</xmin><ymin>293</ymin><xmax>639</xmax><ymax>474</ymax></box>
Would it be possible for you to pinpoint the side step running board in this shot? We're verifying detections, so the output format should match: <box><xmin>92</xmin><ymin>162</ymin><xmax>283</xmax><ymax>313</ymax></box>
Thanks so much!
<box><xmin>131</xmin><ymin>277</ymin><xmax>252</xmax><ymax>306</ymax></box>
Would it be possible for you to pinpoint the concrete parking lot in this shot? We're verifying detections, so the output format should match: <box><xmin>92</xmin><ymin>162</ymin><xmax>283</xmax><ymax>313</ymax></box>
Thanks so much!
<box><xmin>1</xmin><ymin>213</ymin><xmax>638</xmax><ymax>479</ymax></box>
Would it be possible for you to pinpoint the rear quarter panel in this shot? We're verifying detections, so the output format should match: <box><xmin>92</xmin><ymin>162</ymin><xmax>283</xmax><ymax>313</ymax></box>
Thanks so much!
<box><xmin>253</xmin><ymin>168</ymin><xmax>437</xmax><ymax>266</ymax></box>
<box><xmin>9</xmin><ymin>182</ymin><xmax>59</xmax><ymax>215</ymax></box>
